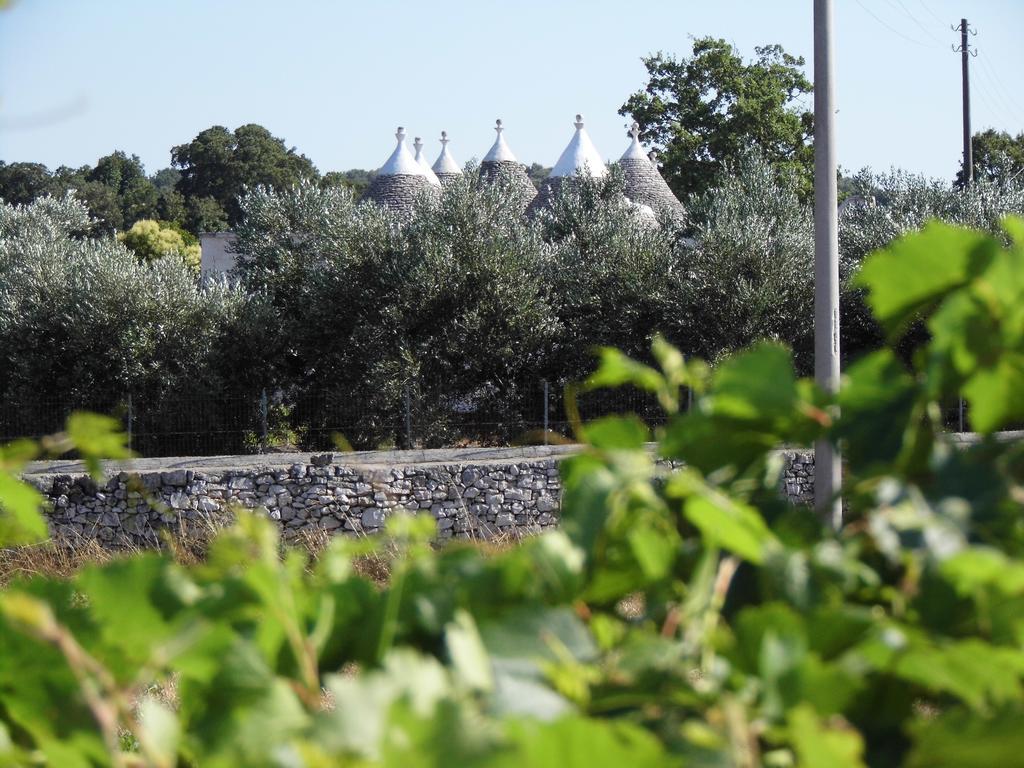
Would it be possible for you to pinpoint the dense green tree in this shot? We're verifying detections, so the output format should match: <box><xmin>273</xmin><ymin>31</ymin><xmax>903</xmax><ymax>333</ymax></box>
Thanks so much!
<box><xmin>0</xmin><ymin>161</ymin><xmax>54</xmax><ymax>205</ymax></box>
<box><xmin>620</xmin><ymin>38</ymin><xmax>814</xmax><ymax>201</ymax></box>
<box><xmin>156</xmin><ymin>188</ymin><xmax>186</xmax><ymax>224</ymax></box>
<box><xmin>87</xmin><ymin>151</ymin><xmax>160</xmax><ymax>226</ymax></box>
<box><xmin>172</xmin><ymin>124</ymin><xmax>319</xmax><ymax>225</ymax></box>
<box><xmin>150</xmin><ymin>166</ymin><xmax>180</xmax><ymax>191</ymax></box>
<box><xmin>957</xmin><ymin>128</ymin><xmax>1024</xmax><ymax>186</ymax></box>
<box><xmin>71</xmin><ymin>180</ymin><xmax>124</xmax><ymax>234</ymax></box>
<box><xmin>526</xmin><ymin>162</ymin><xmax>551</xmax><ymax>187</ymax></box>
<box><xmin>321</xmin><ymin>168</ymin><xmax>374</xmax><ymax>196</ymax></box>
<box><xmin>184</xmin><ymin>195</ymin><xmax>229</xmax><ymax>234</ymax></box>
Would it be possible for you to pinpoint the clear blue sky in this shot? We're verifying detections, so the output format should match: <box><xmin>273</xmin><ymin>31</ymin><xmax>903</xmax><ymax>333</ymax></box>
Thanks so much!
<box><xmin>1</xmin><ymin>0</ymin><xmax>1021</xmax><ymax>180</ymax></box>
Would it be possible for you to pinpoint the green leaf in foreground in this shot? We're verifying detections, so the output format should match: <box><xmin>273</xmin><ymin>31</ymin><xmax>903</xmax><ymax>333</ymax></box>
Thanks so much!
<box><xmin>856</xmin><ymin>221</ymin><xmax>997</xmax><ymax>337</ymax></box>
<box><xmin>65</xmin><ymin>411</ymin><xmax>132</xmax><ymax>476</ymax></box>
<box><xmin>0</xmin><ymin>472</ymin><xmax>47</xmax><ymax>546</ymax></box>
<box><xmin>682</xmin><ymin>492</ymin><xmax>774</xmax><ymax>565</ymax></box>
<box><xmin>788</xmin><ymin>705</ymin><xmax>867</xmax><ymax>768</ymax></box>
<box><xmin>489</xmin><ymin>716</ymin><xmax>675</xmax><ymax>768</ymax></box>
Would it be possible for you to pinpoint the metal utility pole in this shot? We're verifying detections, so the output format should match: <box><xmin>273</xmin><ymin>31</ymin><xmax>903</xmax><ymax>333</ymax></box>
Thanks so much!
<box><xmin>953</xmin><ymin>18</ymin><xmax>976</xmax><ymax>185</ymax></box>
<box><xmin>813</xmin><ymin>0</ymin><xmax>842</xmax><ymax>528</ymax></box>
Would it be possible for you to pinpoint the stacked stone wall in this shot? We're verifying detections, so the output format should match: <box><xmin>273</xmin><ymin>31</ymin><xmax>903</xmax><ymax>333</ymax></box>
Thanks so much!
<box><xmin>24</xmin><ymin>448</ymin><xmax>816</xmax><ymax>548</ymax></box>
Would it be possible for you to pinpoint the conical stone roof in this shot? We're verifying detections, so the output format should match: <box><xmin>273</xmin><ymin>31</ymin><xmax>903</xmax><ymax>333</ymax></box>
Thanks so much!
<box><xmin>362</xmin><ymin>127</ymin><xmax>437</xmax><ymax>218</ymax></box>
<box><xmin>528</xmin><ymin>114</ymin><xmax>608</xmax><ymax>217</ymax></box>
<box><xmin>431</xmin><ymin>131</ymin><xmax>463</xmax><ymax>187</ymax></box>
<box><xmin>413</xmin><ymin>136</ymin><xmax>442</xmax><ymax>188</ymax></box>
<box><xmin>618</xmin><ymin>122</ymin><xmax>685</xmax><ymax>220</ymax></box>
<box><xmin>478</xmin><ymin>119</ymin><xmax>537</xmax><ymax>212</ymax></box>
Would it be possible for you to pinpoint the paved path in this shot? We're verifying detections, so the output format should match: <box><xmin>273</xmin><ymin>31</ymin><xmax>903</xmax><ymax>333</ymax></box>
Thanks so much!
<box><xmin>23</xmin><ymin>444</ymin><xmax>584</xmax><ymax>479</ymax></box>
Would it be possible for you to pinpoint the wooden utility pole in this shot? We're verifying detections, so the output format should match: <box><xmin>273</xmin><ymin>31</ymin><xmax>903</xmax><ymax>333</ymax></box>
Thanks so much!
<box><xmin>954</xmin><ymin>18</ymin><xmax>975</xmax><ymax>185</ymax></box>
<box><xmin>813</xmin><ymin>0</ymin><xmax>842</xmax><ymax>527</ymax></box>
<box><xmin>953</xmin><ymin>18</ymin><xmax>975</xmax><ymax>432</ymax></box>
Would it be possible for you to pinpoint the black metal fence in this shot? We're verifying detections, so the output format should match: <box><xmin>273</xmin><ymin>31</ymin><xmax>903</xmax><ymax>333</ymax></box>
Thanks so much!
<box><xmin>0</xmin><ymin>381</ymin><xmax>674</xmax><ymax>458</ymax></box>
<box><xmin>0</xmin><ymin>382</ymin><xmax>982</xmax><ymax>459</ymax></box>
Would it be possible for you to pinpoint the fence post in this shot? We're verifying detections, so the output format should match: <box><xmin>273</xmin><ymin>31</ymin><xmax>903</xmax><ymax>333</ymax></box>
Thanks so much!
<box><xmin>126</xmin><ymin>392</ymin><xmax>133</xmax><ymax>453</ymax></box>
<box><xmin>958</xmin><ymin>397</ymin><xmax>965</xmax><ymax>433</ymax></box>
<box><xmin>403</xmin><ymin>383</ymin><xmax>413</xmax><ymax>449</ymax></box>
<box><xmin>684</xmin><ymin>353</ymin><xmax>694</xmax><ymax>412</ymax></box>
<box><xmin>542</xmin><ymin>379</ymin><xmax>549</xmax><ymax>446</ymax></box>
<box><xmin>259</xmin><ymin>388</ymin><xmax>268</xmax><ymax>454</ymax></box>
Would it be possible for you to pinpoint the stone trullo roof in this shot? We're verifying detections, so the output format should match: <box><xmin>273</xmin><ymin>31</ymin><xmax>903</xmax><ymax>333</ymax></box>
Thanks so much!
<box><xmin>478</xmin><ymin>119</ymin><xmax>537</xmax><ymax>212</ymax></box>
<box><xmin>528</xmin><ymin>114</ymin><xmax>608</xmax><ymax>217</ymax></box>
<box><xmin>361</xmin><ymin>127</ymin><xmax>438</xmax><ymax>218</ymax></box>
<box><xmin>618</xmin><ymin>122</ymin><xmax>685</xmax><ymax>220</ymax></box>
<box><xmin>431</xmin><ymin>131</ymin><xmax>463</xmax><ymax>187</ymax></box>
<box><xmin>413</xmin><ymin>136</ymin><xmax>442</xmax><ymax>188</ymax></box>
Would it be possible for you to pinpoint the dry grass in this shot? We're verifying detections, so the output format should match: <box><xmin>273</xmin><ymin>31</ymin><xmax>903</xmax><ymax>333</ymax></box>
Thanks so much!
<box><xmin>1</xmin><ymin>521</ymin><xmax>533</xmax><ymax>589</ymax></box>
<box><xmin>0</xmin><ymin>527</ymin><xmax>213</xmax><ymax>588</ymax></box>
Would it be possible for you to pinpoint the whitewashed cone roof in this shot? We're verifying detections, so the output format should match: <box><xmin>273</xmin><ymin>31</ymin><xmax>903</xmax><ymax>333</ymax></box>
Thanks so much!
<box><xmin>377</xmin><ymin>126</ymin><xmax>424</xmax><ymax>176</ymax></box>
<box><xmin>413</xmin><ymin>136</ymin><xmax>442</xmax><ymax>187</ymax></box>
<box><xmin>478</xmin><ymin>119</ymin><xmax>537</xmax><ymax>212</ymax></box>
<box><xmin>432</xmin><ymin>131</ymin><xmax>463</xmax><ymax>178</ymax></box>
<box><xmin>483</xmin><ymin>118</ymin><xmax>519</xmax><ymax>163</ymax></box>
<box><xmin>550</xmin><ymin>114</ymin><xmax>607</xmax><ymax>178</ymax></box>
<box><xmin>618</xmin><ymin>122</ymin><xmax>685</xmax><ymax>219</ymax></box>
<box><xmin>432</xmin><ymin>131</ymin><xmax>463</xmax><ymax>188</ymax></box>
<box><xmin>527</xmin><ymin>114</ymin><xmax>608</xmax><ymax>218</ymax></box>
<box><xmin>362</xmin><ymin>126</ymin><xmax>437</xmax><ymax>216</ymax></box>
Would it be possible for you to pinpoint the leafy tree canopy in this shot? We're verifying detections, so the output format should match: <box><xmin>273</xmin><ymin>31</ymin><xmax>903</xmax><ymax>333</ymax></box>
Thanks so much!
<box><xmin>0</xmin><ymin>161</ymin><xmax>54</xmax><ymax>205</ymax></box>
<box><xmin>321</xmin><ymin>168</ymin><xmax>374</xmax><ymax>196</ymax></box>
<box><xmin>620</xmin><ymin>38</ymin><xmax>814</xmax><ymax>201</ymax></box>
<box><xmin>958</xmin><ymin>128</ymin><xmax>1024</xmax><ymax>186</ymax></box>
<box><xmin>171</xmin><ymin>124</ymin><xmax>319</xmax><ymax>226</ymax></box>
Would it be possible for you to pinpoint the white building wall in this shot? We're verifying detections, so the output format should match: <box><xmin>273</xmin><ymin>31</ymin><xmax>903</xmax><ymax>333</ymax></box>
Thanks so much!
<box><xmin>199</xmin><ymin>232</ymin><xmax>240</xmax><ymax>273</ymax></box>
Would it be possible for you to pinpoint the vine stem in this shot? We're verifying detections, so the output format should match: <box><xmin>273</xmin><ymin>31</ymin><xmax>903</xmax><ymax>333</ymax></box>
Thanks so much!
<box><xmin>700</xmin><ymin>555</ymin><xmax>739</xmax><ymax>674</ymax></box>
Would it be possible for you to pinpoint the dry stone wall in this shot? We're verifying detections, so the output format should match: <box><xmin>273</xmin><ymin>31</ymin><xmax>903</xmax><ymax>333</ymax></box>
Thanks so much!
<box><xmin>25</xmin><ymin>448</ymin><xmax>816</xmax><ymax>548</ymax></box>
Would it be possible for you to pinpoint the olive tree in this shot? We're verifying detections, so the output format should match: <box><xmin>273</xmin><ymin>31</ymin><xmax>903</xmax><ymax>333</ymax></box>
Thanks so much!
<box><xmin>674</xmin><ymin>151</ymin><xmax>815</xmax><ymax>372</ymax></box>
<box><xmin>0</xmin><ymin>195</ymin><xmax>257</xmax><ymax>448</ymax></box>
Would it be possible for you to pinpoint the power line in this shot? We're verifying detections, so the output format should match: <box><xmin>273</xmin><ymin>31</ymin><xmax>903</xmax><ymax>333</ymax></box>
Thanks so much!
<box><xmin>975</xmin><ymin>53</ymin><xmax>1024</xmax><ymax>126</ymax></box>
<box><xmin>852</xmin><ymin>0</ymin><xmax>937</xmax><ymax>48</ymax></box>
<box><xmin>916</xmin><ymin>0</ymin><xmax>945</xmax><ymax>26</ymax></box>
<box><xmin>973</xmin><ymin>74</ymin><xmax>1013</xmax><ymax>127</ymax></box>
<box><xmin>892</xmin><ymin>0</ymin><xmax>945</xmax><ymax>45</ymax></box>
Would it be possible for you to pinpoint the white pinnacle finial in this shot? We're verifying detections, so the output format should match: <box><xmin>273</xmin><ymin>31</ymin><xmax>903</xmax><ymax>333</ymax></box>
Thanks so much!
<box><xmin>630</xmin><ymin>121</ymin><xmax>640</xmax><ymax>140</ymax></box>
<box><xmin>495</xmin><ymin>119</ymin><xmax>504</xmax><ymax>135</ymax></box>
<box><xmin>648</xmin><ymin>150</ymin><xmax>658</xmax><ymax>165</ymax></box>
<box><xmin>440</xmin><ymin>131</ymin><xmax>449</xmax><ymax>147</ymax></box>
<box><xmin>395</xmin><ymin>127</ymin><xmax>406</xmax><ymax>143</ymax></box>
<box><xmin>413</xmin><ymin>137</ymin><xmax>424</xmax><ymax>153</ymax></box>
<box><xmin>575</xmin><ymin>114</ymin><xmax>584</xmax><ymax>130</ymax></box>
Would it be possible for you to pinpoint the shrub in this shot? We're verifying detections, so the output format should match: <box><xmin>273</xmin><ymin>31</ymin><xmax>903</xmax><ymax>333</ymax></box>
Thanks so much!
<box><xmin>117</xmin><ymin>218</ymin><xmax>201</xmax><ymax>271</ymax></box>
